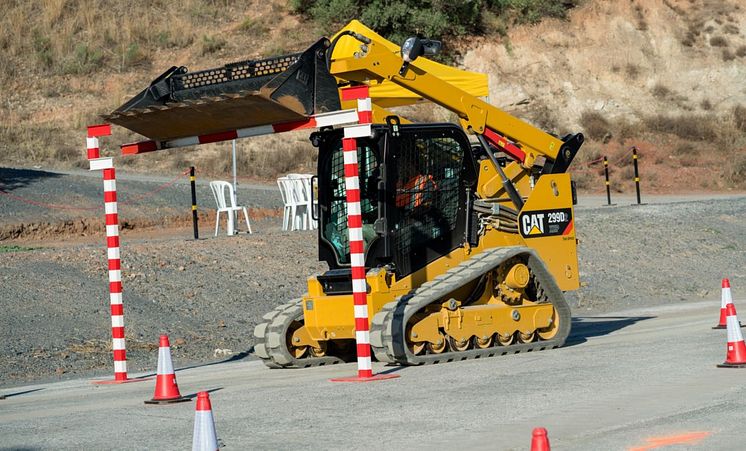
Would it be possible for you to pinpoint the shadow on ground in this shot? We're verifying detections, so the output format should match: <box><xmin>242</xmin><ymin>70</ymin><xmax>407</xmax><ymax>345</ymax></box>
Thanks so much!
<box><xmin>0</xmin><ymin>168</ymin><xmax>61</xmax><ymax>191</ymax></box>
<box><xmin>0</xmin><ymin>387</ymin><xmax>44</xmax><ymax>399</ymax></box>
<box><xmin>170</xmin><ymin>349</ymin><xmax>255</xmax><ymax>375</ymax></box>
<box><xmin>566</xmin><ymin>316</ymin><xmax>655</xmax><ymax>346</ymax></box>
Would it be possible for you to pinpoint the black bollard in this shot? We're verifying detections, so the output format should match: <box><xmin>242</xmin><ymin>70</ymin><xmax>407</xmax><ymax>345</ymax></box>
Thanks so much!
<box><xmin>190</xmin><ymin>166</ymin><xmax>199</xmax><ymax>239</ymax></box>
<box><xmin>604</xmin><ymin>156</ymin><xmax>612</xmax><ymax>206</ymax></box>
<box><xmin>632</xmin><ymin>147</ymin><xmax>642</xmax><ymax>205</ymax></box>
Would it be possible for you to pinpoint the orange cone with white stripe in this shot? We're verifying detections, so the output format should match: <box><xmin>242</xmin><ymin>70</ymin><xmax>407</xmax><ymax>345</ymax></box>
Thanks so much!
<box><xmin>192</xmin><ymin>392</ymin><xmax>218</xmax><ymax>451</ymax></box>
<box><xmin>530</xmin><ymin>427</ymin><xmax>551</xmax><ymax>451</ymax></box>
<box><xmin>717</xmin><ymin>304</ymin><xmax>746</xmax><ymax>368</ymax></box>
<box><xmin>714</xmin><ymin>279</ymin><xmax>742</xmax><ymax>329</ymax></box>
<box><xmin>144</xmin><ymin>335</ymin><xmax>190</xmax><ymax>404</ymax></box>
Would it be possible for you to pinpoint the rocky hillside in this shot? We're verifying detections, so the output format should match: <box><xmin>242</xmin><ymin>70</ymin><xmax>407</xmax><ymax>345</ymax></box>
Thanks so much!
<box><xmin>1</xmin><ymin>0</ymin><xmax>744</xmax><ymax>193</ymax></box>
<box><xmin>465</xmin><ymin>0</ymin><xmax>746</xmax><ymax>192</ymax></box>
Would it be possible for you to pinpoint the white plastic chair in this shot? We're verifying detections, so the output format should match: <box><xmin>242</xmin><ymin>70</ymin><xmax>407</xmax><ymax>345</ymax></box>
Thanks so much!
<box><xmin>299</xmin><ymin>175</ymin><xmax>318</xmax><ymax>230</ymax></box>
<box><xmin>287</xmin><ymin>174</ymin><xmax>308</xmax><ymax>230</ymax></box>
<box><xmin>287</xmin><ymin>174</ymin><xmax>317</xmax><ymax>230</ymax></box>
<box><xmin>209</xmin><ymin>181</ymin><xmax>252</xmax><ymax>236</ymax></box>
<box><xmin>278</xmin><ymin>176</ymin><xmax>298</xmax><ymax>231</ymax></box>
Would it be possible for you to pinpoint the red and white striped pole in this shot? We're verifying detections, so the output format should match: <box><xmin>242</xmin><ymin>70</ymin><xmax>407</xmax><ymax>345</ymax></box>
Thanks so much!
<box><xmin>330</xmin><ymin>87</ymin><xmax>398</xmax><ymax>383</ymax></box>
<box><xmin>86</xmin><ymin>124</ymin><xmax>148</xmax><ymax>385</ymax></box>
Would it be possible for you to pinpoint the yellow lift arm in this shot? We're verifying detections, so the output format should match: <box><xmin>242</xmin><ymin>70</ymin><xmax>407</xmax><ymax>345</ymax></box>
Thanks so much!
<box><xmin>328</xmin><ymin>21</ymin><xmax>583</xmax><ymax>173</ymax></box>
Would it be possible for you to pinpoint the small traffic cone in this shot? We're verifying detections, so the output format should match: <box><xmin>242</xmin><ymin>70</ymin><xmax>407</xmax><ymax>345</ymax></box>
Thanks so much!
<box><xmin>717</xmin><ymin>304</ymin><xmax>746</xmax><ymax>368</ymax></box>
<box><xmin>144</xmin><ymin>335</ymin><xmax>190</xmax><ymax>404</ymax></box>
<box><xmin>192</xmin><ymin>392</ymin><xmax>218</xmax><ymax>451</ymax></box>
<box><xmin>530</xmin><ymin>427</ymin><xmax>550</xmax><ymax>451</ymax></box>
<box><xmin>714</xmin><ymin>279</ymin><xmax>743</xmax><ymax>329</ymax></box>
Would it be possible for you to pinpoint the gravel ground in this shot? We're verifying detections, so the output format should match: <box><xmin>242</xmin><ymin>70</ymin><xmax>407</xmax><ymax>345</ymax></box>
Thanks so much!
<box><xmin>1</xmin><ymin>167</ymin><xmax>745</xmax><ymax>388</ymax></box>
<box><xmin>0</xmin><ymin>167</ymin><xmax>282</xmax><ymax>235</ymax></box>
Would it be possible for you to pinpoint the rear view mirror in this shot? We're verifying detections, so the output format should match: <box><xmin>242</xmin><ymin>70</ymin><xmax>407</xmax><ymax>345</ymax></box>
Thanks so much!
<box><xmin>401</xmin><ymin>36</ymin><xmax>442</xmax><ymax>63</ymax></box>
<box><xmin>399</xmin><ymin>36</ymin><xmax>443</xmax><ymax>75</ymax></box>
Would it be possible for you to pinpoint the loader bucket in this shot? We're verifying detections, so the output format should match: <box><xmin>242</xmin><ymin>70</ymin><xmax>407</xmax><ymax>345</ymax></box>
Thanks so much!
<box><xmin>104</xmin><ymin>39</ymin><xmax>341</xmax><ymax>141</ymax></box>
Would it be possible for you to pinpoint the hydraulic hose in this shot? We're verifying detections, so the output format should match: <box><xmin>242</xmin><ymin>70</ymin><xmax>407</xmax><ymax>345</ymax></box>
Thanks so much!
<box><xmin>476</xmin><ymin>134</ymin><xmax>525</xmax><ymax>211</ymax></box>
<box><xmin>326</xmin><ymin>31</ymin><xmax>372</xmax><ymax>72</ymax></box>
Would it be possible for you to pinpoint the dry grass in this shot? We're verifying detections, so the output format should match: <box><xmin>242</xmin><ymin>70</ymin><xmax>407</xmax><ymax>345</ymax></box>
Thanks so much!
<box><xmin>642</xmin><ymin>114</ymin><xmax>719</xmax><ymax>141</ymax></box>
<box><xmin>651</xmin><ymin>83</ymin><xmax>672</xmax><ymax>99</ymax></box>
<box><xmin>709</xmin><ymin>35</ymin><xmax>728</xmax><ymax>47</ymax></box>
<box><xmin>625</xmin><ymin>64</ymin><xmax>641</xmax><ymax>79</ymax></box>
<box><xmin>0</xmin><ymin>1</ymin><xmax>301</xmax><ymax>76</ymax></box>
<box><xmin>0</xmin><ymin>0</ymin><xmax>320</xmax><ymax>179</ymax></box>
<box><xmin>734</xmin><ymin>105</ymin><xmax>746</xmax><ymax>132</ymax></box>
<box><xmin>723</xmin><ymin>24</ymin><xmax>740</xmax><ymax>35</ymax></box>
<box><xmin>580</xmin><ymin>111</ymin><xmax>612</xmax><ymax>142</ymax></box>
<box><xmin>723</xmin><ymin>154</ymin><xmax>746</xmax><ymax>188</ymax></box>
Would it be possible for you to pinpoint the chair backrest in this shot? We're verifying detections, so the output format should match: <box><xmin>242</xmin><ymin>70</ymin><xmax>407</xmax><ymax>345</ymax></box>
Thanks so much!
<box><xmin>287</xmin><ymin>174</ymin><xmax>312</xmax><ymax>204</ymax></box>
<box><xmin>279</xmin><ymin>177</ymin><xmax>300</xmax><ymax>206</ymax></box>
<box><xmin>209</xmin><ymin>181</ymin><xmax>235</xmax><ymax>209</ymax></box>
<box><xmin>277</xmin><ymin>177</ymin><xmax>289</xmax><ymax>205</ymax></box>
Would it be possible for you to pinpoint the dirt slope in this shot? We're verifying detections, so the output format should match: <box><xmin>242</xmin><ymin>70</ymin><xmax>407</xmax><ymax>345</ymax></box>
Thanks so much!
<box><xmin>1</xmin><ymin>0</ymin><xmax>745</xmax><ymax>192</ymax></box>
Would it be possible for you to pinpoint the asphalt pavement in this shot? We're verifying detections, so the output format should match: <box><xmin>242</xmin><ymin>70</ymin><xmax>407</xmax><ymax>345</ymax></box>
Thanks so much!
<box><xmin>2</xmin><ymin>300</ymin><xmax>744</xmax><ymax>450</ymax></box>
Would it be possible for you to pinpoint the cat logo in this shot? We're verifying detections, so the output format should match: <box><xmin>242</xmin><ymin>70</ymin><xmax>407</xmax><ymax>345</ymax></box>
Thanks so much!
<box><xmin>522</xmin><ymin>213</ymin><xmax>545</xmax><ymax>236</ymax></box>
<box><xmin>518</xmin><ymin>208</ymin><xmax>573</xmax><ymax>239</ymax></box>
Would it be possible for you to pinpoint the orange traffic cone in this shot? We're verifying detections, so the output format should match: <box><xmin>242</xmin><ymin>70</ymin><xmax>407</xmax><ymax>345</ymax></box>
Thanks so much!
<box><xmin>714</xmin><ymin>279</ymin><xmax>742</xmax><ymax>329</ymax></box>
<box><xmin>717</xmin><ymin>304</ymin><xmax>746</xmax><ymax>368</ymax></box>
<box><xmin>192</xmin><ymin>392</ymin><xmax>218</xmax><ymax>451</ymax></box>
<box><xmin>144</xmin><ymin>335</ymin><xmax>190</xmax><ymax>404</ymax></box>
<box><xmin>530</xmin><ymin>427</ymin><xmax>550</xmax><ymax>451</ymax></box>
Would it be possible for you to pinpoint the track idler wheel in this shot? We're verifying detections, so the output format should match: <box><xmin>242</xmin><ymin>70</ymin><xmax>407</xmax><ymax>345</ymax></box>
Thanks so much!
<box><xmin>474</xmin><ymin>334</ymin><xmax>495</xmax><ymax>349</ymax></box>
<box><xmin>448</xmin><ymin>335</ymin><xmax>472</xmax><ymax>352</ymax></box>
<box><xmin>427</xmin><ymin>332</ymin><xmax>448</xmax><ymax>354</ymax></box>
<box><xmin>537</xmin><ymin>307</ymin><xmax>560</xmax><ymax>340</ymax></box>
<box><xmin>517</xmin><ymin>331</ymin><xmax>536</xmax><ymax>343</ymax></box>
<box><xmin>287</xmin><ymin>320</ymin><xmax>309</xmax><ymax>359</ymax></box>
<box><xmin>497</xmin><ymin>332</ymin><xmax>515</xmax><ymax>346</ymax></box>
<box><xmin>309</xmin><ymin>342</ymin><xmax>328</xmax><ymax>357</ymax></box>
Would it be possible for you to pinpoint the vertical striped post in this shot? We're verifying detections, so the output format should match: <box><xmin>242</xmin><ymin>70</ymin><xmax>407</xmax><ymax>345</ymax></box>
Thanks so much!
<box><xmin>603</xmin><ymin>156</ymin><xmax>613</xmax><ymax>206</ymax></box>
<box><xmin>86</xmin><ymin>124</ymin><xmax>148</xmax><ymax>385</ymax></box>
<box><xmin>330</xmin><ymin>87</ymin><xmax>398</xmax><ymax>383</ymax></box>
<box><xmin>632</xmin><ymin>147</ymin><xmax>642</xmax><ymax>205</ymax></box>
<box><xmin>343</xmin><ymin>134</ymin><xmax>371</xmax><ymax>378</ymax></box>
<box><xmin>190</xmin><ymin>166</ymin><xmax>199</xmax><ymax>240</ymax></box>
<box><xmin>103</xmin><ymin>165</ymin><xmax>127</xmax><ymax>381</ymax></box>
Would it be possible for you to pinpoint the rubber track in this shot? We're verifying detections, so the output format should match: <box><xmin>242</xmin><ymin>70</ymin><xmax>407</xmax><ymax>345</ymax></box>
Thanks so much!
<box><xmin>369</xmin><ymin>246</ymin><xmax>572</xmax><ymax>365</ymax></box>
<box><xmin>253</xmin><ymin>299</ymin><xmax>345</xmax><ymax>369</ymax></box>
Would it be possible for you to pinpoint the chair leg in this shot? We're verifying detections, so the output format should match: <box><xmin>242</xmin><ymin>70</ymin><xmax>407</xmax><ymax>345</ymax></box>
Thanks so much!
<box><xmin>228</xmin><ymin>210</ymin><xmax>235</xmax><ymax>236</ymax></box>
<box><xmin>282</xmin><ymin>207</ymin><xmax>289</xmax><ymax>231</ymax></box>
<box><xmin>242</xmin><ymin>207</ymin><xmax>252</xmax><ymax>234</ymax></box>
<box><xmin>214</xmin><ymin>211</ymin><xmax>220</xmax><ymax>237</ymax></box>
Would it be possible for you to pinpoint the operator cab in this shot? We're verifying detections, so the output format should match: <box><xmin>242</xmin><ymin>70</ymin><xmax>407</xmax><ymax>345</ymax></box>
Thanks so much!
<box><xmin>312</xmin><ymin>122</ymin><xmax>478</xmax><ymax>287</ymax></box>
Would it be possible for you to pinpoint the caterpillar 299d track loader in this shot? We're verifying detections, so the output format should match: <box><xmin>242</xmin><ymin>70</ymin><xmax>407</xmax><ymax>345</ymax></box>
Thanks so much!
<box><xmin>108</xmin><ymin>21</ymin><xmax>583</xmax><ymax>367</ymax></box>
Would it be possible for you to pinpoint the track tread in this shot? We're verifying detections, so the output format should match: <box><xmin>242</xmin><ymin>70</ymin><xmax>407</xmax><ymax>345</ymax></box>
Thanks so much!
<box><xmin>369</xmin><ymin>246</ymin><xmax>572</xmax><ymax>366</ymax></box>
<box><xmin>253</xmin><ymin>299</ymin><xmax>345</xmax><ymax>369</ymax></box>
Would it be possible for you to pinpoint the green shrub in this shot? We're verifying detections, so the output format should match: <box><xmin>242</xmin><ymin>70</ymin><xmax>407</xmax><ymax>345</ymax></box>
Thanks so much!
<box><xmin>290</xmin><ymin>0</ymin><xmax>578</xmax><ymax>44</ymax></box>
<box><xmin>32</xmin><ymin>30</ymin><xmax>54</xmax><ymax>69</ymax></box>
<box><xmin>63</xmin><ymin>43</ymin><xmax>104</xmax><ymax>75</ymax></box>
